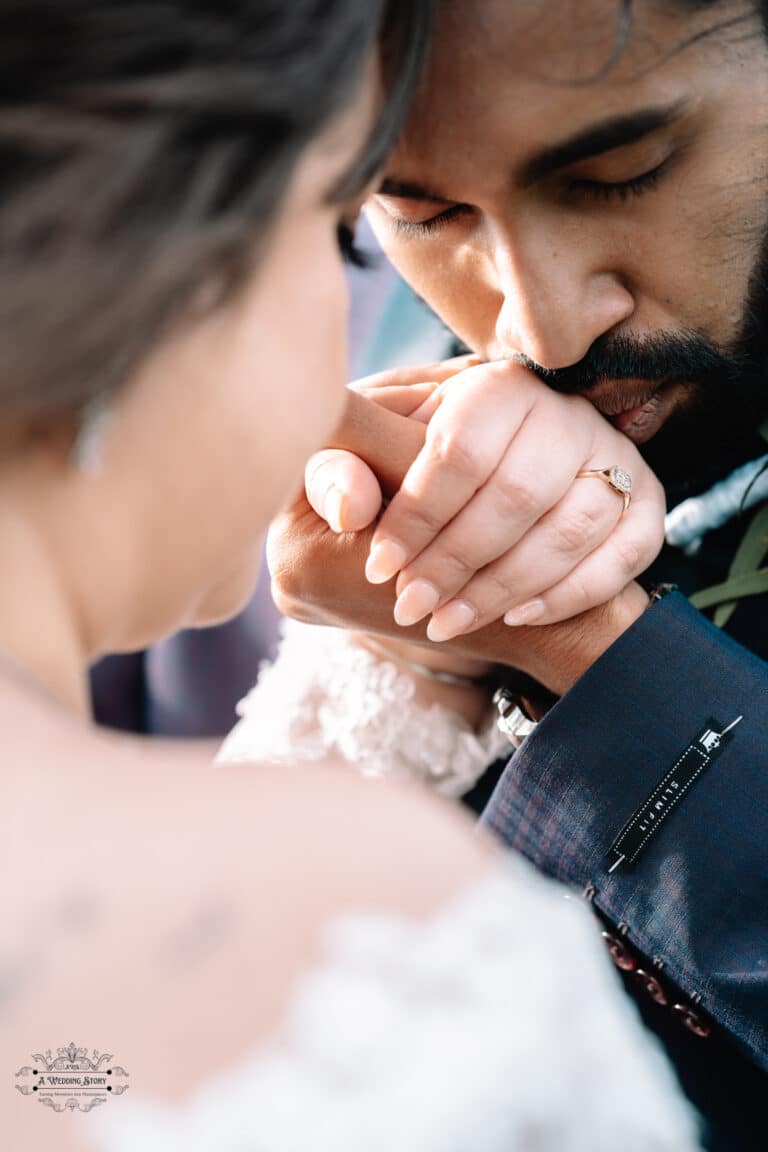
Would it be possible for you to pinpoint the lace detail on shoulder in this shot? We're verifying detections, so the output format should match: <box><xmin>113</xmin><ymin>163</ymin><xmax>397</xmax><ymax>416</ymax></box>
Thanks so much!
<box><xmin>216</xmin><ymin>620</ymin><xmax>509</xmax><ymax>797</ymax></box>
<box><xmin>85</xmin><ymin>859</ymin><xmax>700</xmax><ymax>1152</ymax></box>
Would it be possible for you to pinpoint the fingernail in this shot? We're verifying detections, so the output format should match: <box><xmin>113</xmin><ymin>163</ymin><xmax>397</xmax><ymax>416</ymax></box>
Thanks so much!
<box><xmin>504</xmin><ymin>599</ymin><xmax>545</xmax><ymax>626</ymax></box>
<box><xmin>323</xmin><ymin>485</ymin><xmax>347</xmax><ymax>533</ymax></box>
<box><xmin>427</xmin><ymin>600</ymin><xmax>476</xmax><ymax>642</ymax></box>
<box><xmin>394</xmin><ymin>580</ymin><xmax>441</xmax><ymax>627</ymax></box>
<box><xmin>366</xmin><ymin>539</ymin><xmax>407</xmax><ymax>584</ymax></box>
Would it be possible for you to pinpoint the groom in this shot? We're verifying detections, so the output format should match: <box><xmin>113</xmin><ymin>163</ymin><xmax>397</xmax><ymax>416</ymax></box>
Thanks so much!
<box><xmin>270</xmin><ymin>2</ymin><xmax>768</xmax><ymax>1148</ymax></box>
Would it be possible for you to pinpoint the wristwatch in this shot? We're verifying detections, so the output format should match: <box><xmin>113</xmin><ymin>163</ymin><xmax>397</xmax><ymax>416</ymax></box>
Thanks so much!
<box><xmin>493</xmin><ymin>687</ymin><xmax>539</xmax><ymax>747</ymax></box>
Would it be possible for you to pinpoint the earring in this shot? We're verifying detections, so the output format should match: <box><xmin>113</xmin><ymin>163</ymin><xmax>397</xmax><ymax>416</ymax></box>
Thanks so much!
<box><xmin>72</xmin><ymin>393</ymin><xmax>113</xmax><ymax>475</ymax></box>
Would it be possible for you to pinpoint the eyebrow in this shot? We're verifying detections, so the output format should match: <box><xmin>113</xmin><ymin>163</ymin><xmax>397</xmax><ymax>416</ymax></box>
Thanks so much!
<box><xmin>520</xmin><ymin>101</ymin><xmax>688</xmax><ymax>185</ymax></box>
<box><xmin>377</xmin><ymin>100</ymin><xmax>688</xmax><ymax>204</ymax></box>
<box><xmin>376</xmin><ymin>177</ymin><xmax>453</xmax><ymax>203</ymax></box>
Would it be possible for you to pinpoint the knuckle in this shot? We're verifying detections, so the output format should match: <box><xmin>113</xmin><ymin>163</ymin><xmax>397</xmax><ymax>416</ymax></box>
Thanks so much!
<box><xmin>612</xmin><ymin>533</ymin><xmax>643</xmax><ymax>578</ymax></box>
<box><xmin>394</xmin><ymin>498</ymin><xmax>447</xmax><ymax>539</ymax></box>
<box><xmin>651</xmin><ymin>514</ymin><xmax>667</xmax><ymax>553</ymax></box>
<box><xmin>651</xmin><ymin>473</ymin><xmax>667</xmax><ymax>511</ymax></box>
<box><xmin>559</xmin><ymin>570</ymin><xmax>594</xmax><ymax>615</ymax></box>
<box><xmin>477</xmin><ymin>566</ymin><xmax>515</xmax><ymax>607</ymax></box>
<box><xmin>268</xmin><ymin>555</ymin><xmax>301</xmax><ymax>603</ymax></box>
<box><xmin>427</xmin><ymin>426</ymin><xmax>483</xmax><ymax>479</ymax></box>
<box><xmin>266</xmin><ymin>523</ymin><xmax>320</xmax><ymax>601</ymax></box>
<box><xmin>270</xmin><ymin>583</ymin><xmax>328</xmax><ymax>626</ymax></box>
<box><xmin>270</xmin><ymin>583</ymin><xmax>303</xmax><ymax>620</ymax></box>
<box><xmin>634</xmin><ymin>502</ymin><xmax>667</xmax><ymax>559</ymax></box>
<box><xmin>492</xmin><ymin>469</ymin><xmax>541</xmax><ymax>519</ymax></box>
<box><xmin>549</xmin><ymin>506</ymin><xmax>601</xmax><ymax>554</ymax></box>
<box><xmin>430</xmin><ymin>542</ymin><xmax>475</xmax><ymax>583</ymax></box>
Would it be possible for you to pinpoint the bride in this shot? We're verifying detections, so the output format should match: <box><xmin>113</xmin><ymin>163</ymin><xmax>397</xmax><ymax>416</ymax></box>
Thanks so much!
<box><xmin>0</xmin><ymin>2</ymin><xmax>698</xmax><ymax>1149</ymax></box>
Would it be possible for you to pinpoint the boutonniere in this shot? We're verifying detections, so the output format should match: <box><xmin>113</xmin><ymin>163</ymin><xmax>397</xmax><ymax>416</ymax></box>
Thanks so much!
<box><xmin>679</xmin><ymin>422</ymin><xmax>768</xmax><ymax>627</ymax></box>
<box><xmin>690</xmin><ymin>498</ymin><xmax>768</xmax><ymax>627</ymax></box>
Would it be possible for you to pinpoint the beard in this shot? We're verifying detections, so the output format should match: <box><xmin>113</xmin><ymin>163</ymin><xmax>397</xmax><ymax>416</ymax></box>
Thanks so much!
<box><xmin>516</xmin><ymin>233</ymin><xmax>768</xmax><ymax>505</ymax></box>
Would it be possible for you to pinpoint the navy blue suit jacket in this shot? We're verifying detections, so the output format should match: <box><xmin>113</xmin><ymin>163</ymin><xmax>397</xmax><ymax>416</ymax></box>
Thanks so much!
<box><xmin>482</xmin><ymin>589</ymin><xmax>768</xmax><ymax>1150</ymax></box>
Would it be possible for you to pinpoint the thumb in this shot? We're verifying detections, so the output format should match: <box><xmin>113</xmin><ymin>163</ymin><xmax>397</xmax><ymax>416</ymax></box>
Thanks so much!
<box><xmin>304</xmin><ymin>448</ymin><xmax>383</xmax><ymax>533</ymax></box>
<box><xmin>326</xmin><ymin>388</ymin><xmax>426</xmax><ymax>498</ymax></box>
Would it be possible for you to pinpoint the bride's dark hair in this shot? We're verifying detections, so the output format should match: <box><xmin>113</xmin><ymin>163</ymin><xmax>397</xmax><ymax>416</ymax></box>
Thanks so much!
<box><xmin>0</xmin><ymin>0</ymin><xmax>432</xmax><ymax>434</ymax></box>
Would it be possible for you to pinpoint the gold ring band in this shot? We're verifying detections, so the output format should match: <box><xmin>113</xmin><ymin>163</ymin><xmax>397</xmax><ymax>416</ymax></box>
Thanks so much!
<box><xmin>576</xmin><ymin>465</ymin><xmax>632</xmax><ymax>514</ymax></box>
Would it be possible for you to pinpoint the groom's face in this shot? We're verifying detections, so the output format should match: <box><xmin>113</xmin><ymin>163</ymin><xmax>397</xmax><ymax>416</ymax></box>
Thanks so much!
<box><xmin>367</xmin><ymin>0</ymin><xmax>768</xmax><ymax>490</ymax></box>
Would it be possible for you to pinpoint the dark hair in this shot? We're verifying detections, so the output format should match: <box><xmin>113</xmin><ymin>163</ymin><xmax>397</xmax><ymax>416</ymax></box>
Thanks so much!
<box><xmin>678</xmin><ymin>0</ymin><xmax>767</xmax><ymax>27</ymax></box>
<box><xmin>0</xmin><ymin>0</ymin><xmax>432</xmax><ymax>434</ymax></box>
<box><xmin>574</xmin><ymin>0</ymin><xmax>767</xmax><ymax>84</ymax></box>
<box><xmin>639</xmin><ymin>1</ymin><xmax>766</xmax><ymax>59</ymax></box>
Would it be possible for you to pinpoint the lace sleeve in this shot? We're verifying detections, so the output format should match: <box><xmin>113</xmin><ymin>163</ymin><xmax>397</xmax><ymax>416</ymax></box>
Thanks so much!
<box><xmin>84</xmin><ymin>857</ymin><xmax>701</xmax><ymax>1152</ymax></box>
<box><xmin>216</xmin><ymin>620</ymin><xmax>509</xmax><ymax>797</ymax></box>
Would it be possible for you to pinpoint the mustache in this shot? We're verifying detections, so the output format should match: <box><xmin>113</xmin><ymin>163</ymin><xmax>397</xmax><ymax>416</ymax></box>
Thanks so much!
<box><xmin>512</xmin><ymin>331</ymin><xmax>749</xmax><ymax>395</ymax></box>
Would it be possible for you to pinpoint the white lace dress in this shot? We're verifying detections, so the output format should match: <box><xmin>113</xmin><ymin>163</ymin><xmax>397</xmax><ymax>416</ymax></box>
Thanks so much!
<box><xmin>85</xmin><ymin>858</ymin><xmax>701</xmax><ymax>1152</ymax></box>
<box><xmin>216</xmin><ymin>620</ymin><xmax>510</xmax><ymax>797</ymax></box>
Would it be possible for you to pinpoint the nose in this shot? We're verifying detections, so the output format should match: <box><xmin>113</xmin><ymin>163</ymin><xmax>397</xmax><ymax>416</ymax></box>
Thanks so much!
<box><xmin>491</xmin><ymin>221</ymin><xmax>635</xmax><ymax>370</ymax></box>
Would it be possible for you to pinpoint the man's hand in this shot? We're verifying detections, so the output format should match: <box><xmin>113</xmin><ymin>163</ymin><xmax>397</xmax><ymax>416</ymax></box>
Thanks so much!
<box><xmin>302</xmin><ymin>356</ymin><xmax>478</xmax><ymax>535</ymax></box>
<box><xmin>268</xmin><ymin>368</ymin><xmax>652</xmax><ymax>697</ymax></box>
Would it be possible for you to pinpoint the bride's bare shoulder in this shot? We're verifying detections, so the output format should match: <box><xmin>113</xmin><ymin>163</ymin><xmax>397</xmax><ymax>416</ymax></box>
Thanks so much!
<box><xmin>2</xmin><ymin>685</ymin><xmax>498</xmax><ymax>1147</ymax></box>
<box><xmin>6</xmin><ymin>678</ymin><xmax>497</xmax><ymax>912</ymax></box>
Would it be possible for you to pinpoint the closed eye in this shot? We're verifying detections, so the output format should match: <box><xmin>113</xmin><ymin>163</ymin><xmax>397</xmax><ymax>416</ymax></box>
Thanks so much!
<box><xmin>391</xmin><ymin>203</ymin><xmax>473</xmax><ymax>237</ymax></box>
<box><xmin>568</xmin><ymin>159</ymin><xmax>669</xmax><ymax>203</ymax></box>
<box><xmin>387</xmin><ymin>155</ymin><xmax>669</xmax><ymax>234</ymax></box>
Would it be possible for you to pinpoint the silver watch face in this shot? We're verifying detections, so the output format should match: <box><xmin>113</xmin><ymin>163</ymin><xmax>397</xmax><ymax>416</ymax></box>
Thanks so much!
<box><xmin>493</xmin><ymin>689</ymin><xmax>538</xmax><ymax>746</ymax></box>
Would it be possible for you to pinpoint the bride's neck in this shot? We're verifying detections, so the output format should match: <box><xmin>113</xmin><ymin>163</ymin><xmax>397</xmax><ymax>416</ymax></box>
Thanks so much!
<box><xmin>0</xmin><ymin>453</ymin><xmax>90</xmax><ymax>717</ymax></box>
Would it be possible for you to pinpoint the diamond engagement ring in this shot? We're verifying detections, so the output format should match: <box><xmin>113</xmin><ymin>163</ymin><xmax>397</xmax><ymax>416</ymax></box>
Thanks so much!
<box><xmin>576</xmin><ymin>465</ymin><xmax>633</xmax><ymax>514</ymax></box>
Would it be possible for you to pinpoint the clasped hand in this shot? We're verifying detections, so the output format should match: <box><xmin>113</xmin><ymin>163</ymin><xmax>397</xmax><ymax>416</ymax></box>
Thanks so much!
<box><xmin>301</xmin><ymin>356</ymin><xmax>665</xmax><ymax>640</ymax></box>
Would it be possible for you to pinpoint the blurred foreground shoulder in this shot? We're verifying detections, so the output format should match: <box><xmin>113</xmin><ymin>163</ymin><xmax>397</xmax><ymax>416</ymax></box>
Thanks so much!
<box><xmin>85</xmin><ymin>758</ymin><xmax>702</xmax><ymax>1152</ymax></box>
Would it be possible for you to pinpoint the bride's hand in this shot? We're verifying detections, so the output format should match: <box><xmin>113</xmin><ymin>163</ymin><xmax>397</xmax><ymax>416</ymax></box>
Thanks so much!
<box><xmin>306</xmin><ymin>358</ymin><xmax>665</xmax><ymax>639</ymax></box>
<box><xmin>269</xmin><ymin>387</ymin><xmax>650</xmax><ymax>697</ymax></box>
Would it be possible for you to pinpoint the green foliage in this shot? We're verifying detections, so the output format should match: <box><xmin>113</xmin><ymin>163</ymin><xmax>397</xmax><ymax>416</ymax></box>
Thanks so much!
<box><xmin>690</xmin><ymin>503</ymin><xmax>768</xmax><ymax>626</ymax></box>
